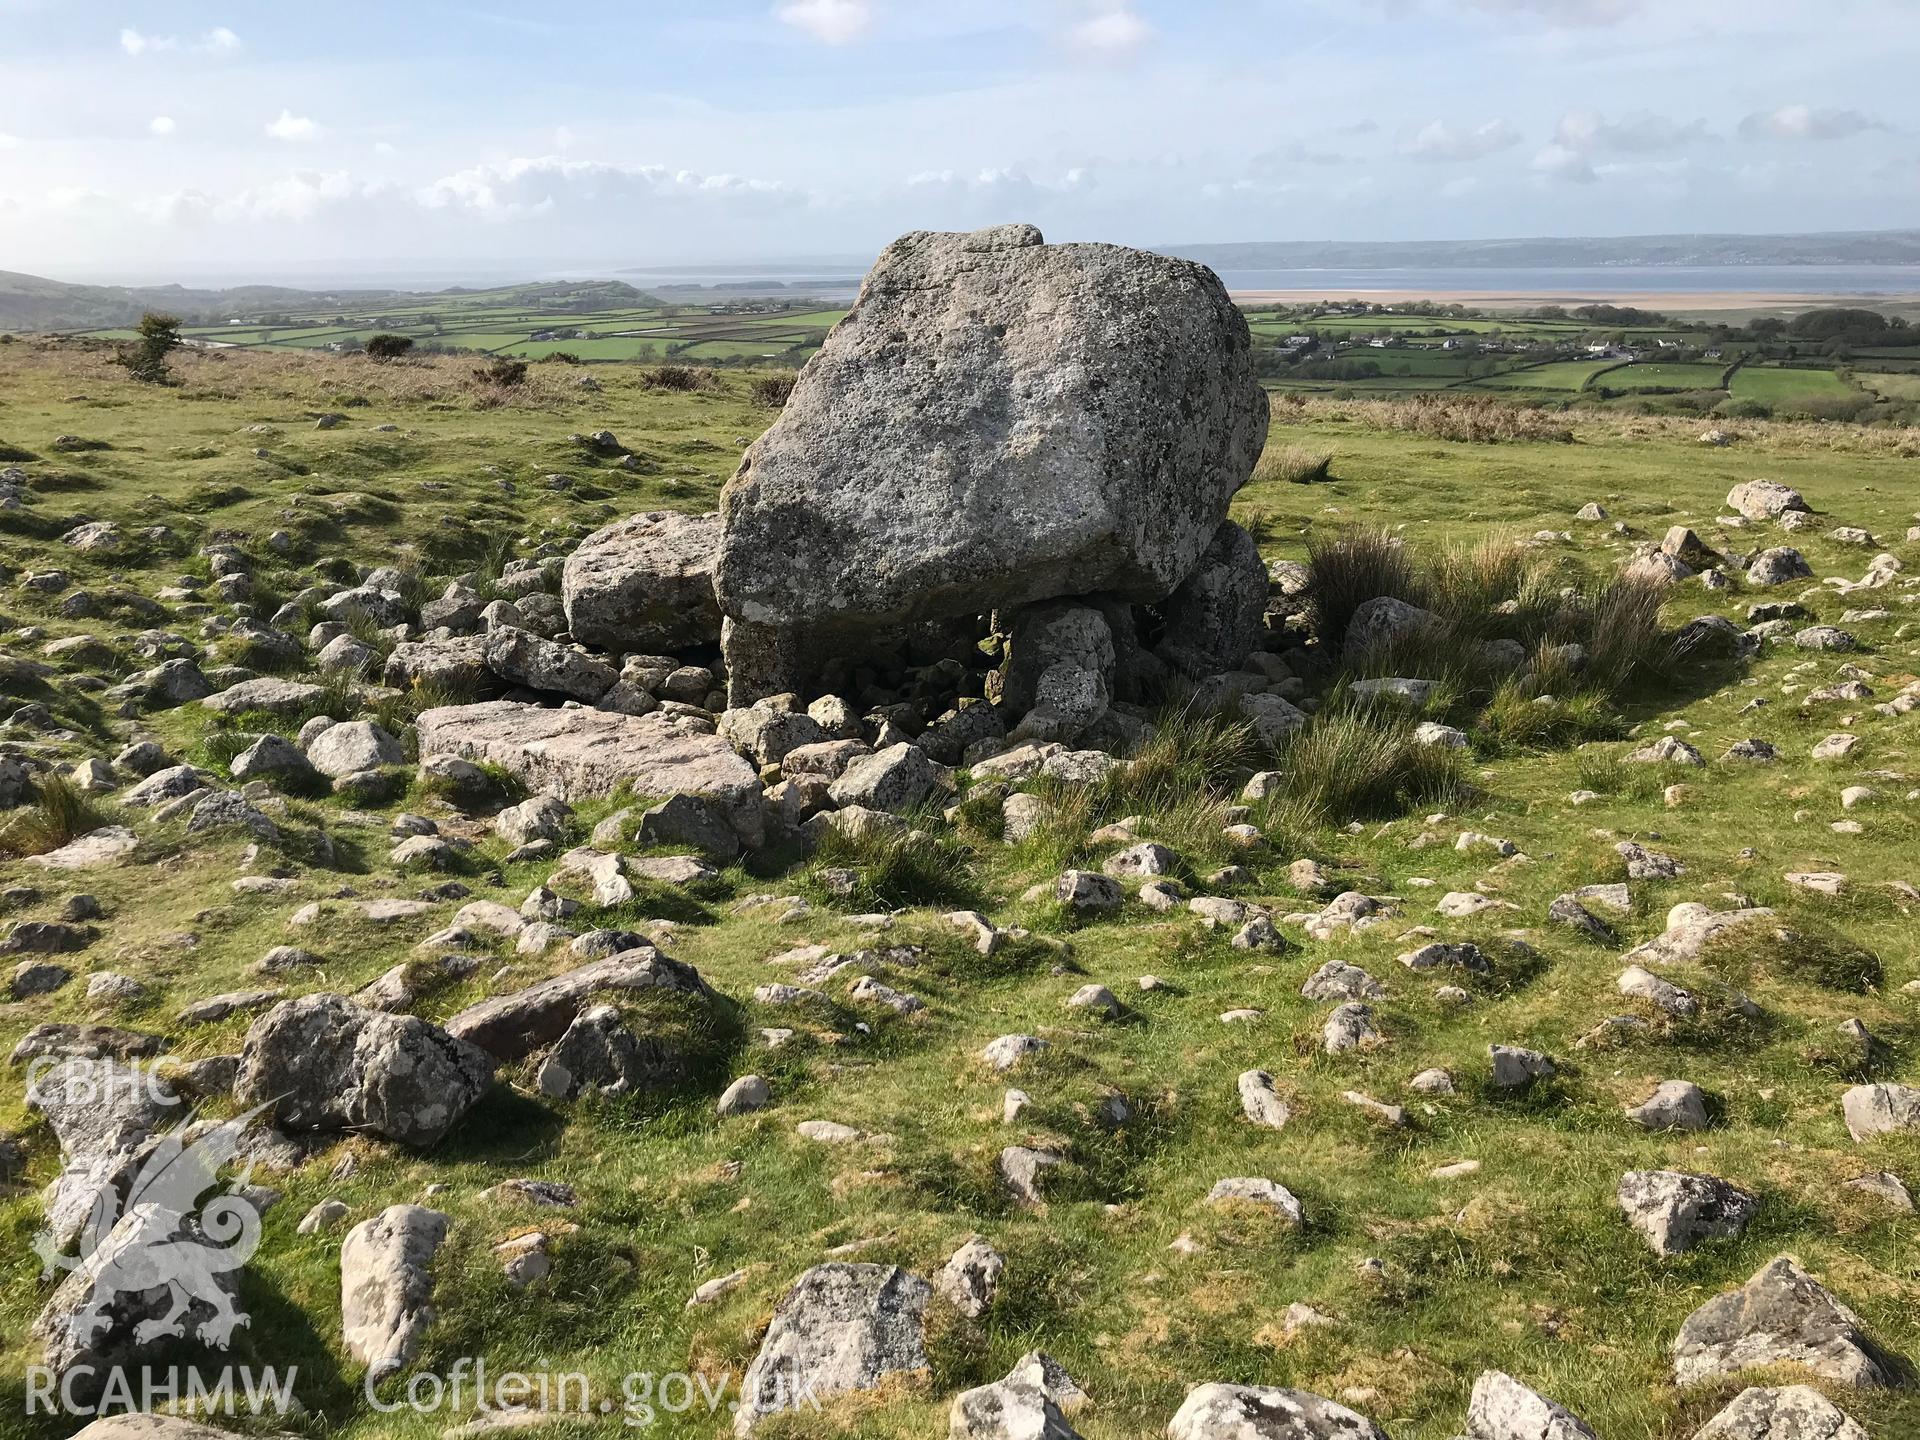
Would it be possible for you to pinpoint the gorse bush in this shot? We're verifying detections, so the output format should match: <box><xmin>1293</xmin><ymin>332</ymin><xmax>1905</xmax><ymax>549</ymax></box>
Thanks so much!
<box><xmin>749</xmin><ymin>373</ymin><xmax>796</xmax><ymax>408</ymax></box>
<box><xmin>472</xmin><ymin>358</ymin><xmax>528</xmax><ymax>387</ymax></box>
<box><xmin>644</xmin><ymin>364</ymin><xmax>704</xmax><ymax>392</ymax></box>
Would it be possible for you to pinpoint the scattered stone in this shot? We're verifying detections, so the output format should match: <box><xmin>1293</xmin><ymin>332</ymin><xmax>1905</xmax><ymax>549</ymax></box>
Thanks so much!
<box><xmin>733</xmin><ymin>1264</ymin><xmax>930</xmax><ymax>1434</ymax></box>
<box><xmin>340</xmin><ymin>1204</ymin><xmax>450</xmax><ymax>1382</ymax></box>
<box><xmin>1671</xmin><ymin>1256</ymin><xmax>1900</xmax><ymax>1388</ymax></box>
<box><xmin>1618</xmin><ymin>1170</ymin><xmax>1759</xmax><ymax>1255</ymax></box>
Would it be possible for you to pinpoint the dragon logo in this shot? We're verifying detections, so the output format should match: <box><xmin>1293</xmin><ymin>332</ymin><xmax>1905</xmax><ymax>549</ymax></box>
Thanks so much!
<box><xmin>33</xmin><ymin>1103</ymin><xmax>272</xmax><ymax>1351</ymax></box>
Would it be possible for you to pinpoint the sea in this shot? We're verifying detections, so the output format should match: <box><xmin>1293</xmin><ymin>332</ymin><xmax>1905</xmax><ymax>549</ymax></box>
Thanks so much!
<box><xmin>611</xmin><ymin>262</ymin><xmax>1920</xmax><ymax>303</ymax></box>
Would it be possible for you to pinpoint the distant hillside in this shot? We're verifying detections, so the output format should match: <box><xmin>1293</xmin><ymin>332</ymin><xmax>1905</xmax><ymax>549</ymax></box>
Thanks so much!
<box><xmin>1165</xmin><ymin>229</ymin><xmax>1920</xmax><ymax>271</ymax></box>
<box><xmin>0</xmin><ymin>271</ymin><xmax>660</xmax><ymax>333</ymax></box>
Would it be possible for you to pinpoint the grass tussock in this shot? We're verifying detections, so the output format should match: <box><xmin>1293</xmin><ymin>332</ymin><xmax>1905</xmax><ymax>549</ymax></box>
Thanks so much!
<box><xmin>808</xmin><ymin>820</ymin><xmax>977</xmax><ymax>911</ymax></box>
<box><xmin>0</xmin><ymin>774</ymin><xmax>112</xmax><ymax>858</ymax></box>
<box><xmin>1306</xmin><ymin>529</ymin><xmax>1426</xmax><ymax>642</ymax></box>
<box><xmin>1254</xmin><ymin>443</ymin><xmax>1333</xmax><ymax>485</ymax></box>
<box><xmin>1258</xmin><ymin>704</ymin><xmax>1470</xmax><ymax>826</ymax></box>
<box><xmin>1309</xmin><ymin>525</ymin><xmax>1675</xmax><ymax>753</ymax></box>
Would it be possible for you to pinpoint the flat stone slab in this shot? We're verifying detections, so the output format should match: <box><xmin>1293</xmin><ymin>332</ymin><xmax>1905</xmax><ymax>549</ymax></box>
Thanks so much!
<box><xmin>27</xmin><ymin>826</ymin><xmax>138</xmax><ymax>870</ymax></box>
<box><xmin>416</xmin><ymin>701</ymin><xmax>763</xmax><ymax>844</ymax></box>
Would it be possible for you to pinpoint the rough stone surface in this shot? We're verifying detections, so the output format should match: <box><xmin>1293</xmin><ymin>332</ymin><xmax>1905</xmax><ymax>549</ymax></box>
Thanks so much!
<box><xmin>1461</xmin><ymin>1369</ymin><xmax>1598</xmax><ymax>1440</ymax></box>
<box><xmin>447</xmin><ymin>949</ymin><xmax>712</xmax><ymax>1061</ymax></box>
<box><xmin>340</xmin><ymin>1204</ymin><xmax>449</xmax><ymax>1382</ymax></box>
<box><xmin>1157</xmin><ymin>520</ymin><xmax>1268</xmax><ymax>676</ymax></box>
<box><xmin>417</xmin><ymin>702</ymin><xmax>763</xmax><ymax>844</ymax></box>
<box><xmin>1671</xmin><ymin>1256</ymin><xmax>1900</xmax><ymax>1389</ymax></box>
<box><xmin>714</xmin><ymin>224</ymin><xmax>1268</xmax><ymax>699</ymax></box>
<box><xmin>734</xmin><ymin>1262</ymin><xmax>931</xmax><ymax>1434</ymax></box>
<box><xmin>1690</xmin><ymin>1385</ymin><xmax>1869</xmax><ymax>1440</ymax></box>
<box><xmin>1166</xmin><ymin>1383</ymin><xmax>1388</xmax><ymax>1439</ymax></box>
<box><xmin>234</xmin><ymin>994</ymin><xmax>495</xmax><ymax>1146</ymax></box>
<box><xmin>1618</xmin><ymin>1170</ymin><xmax>1759</xmax><ymax>1255</ymax></box>
<box><xmin>562</xmin><ymin>510</ymin><xmax>723</xmax><ymax>651</ymax></box>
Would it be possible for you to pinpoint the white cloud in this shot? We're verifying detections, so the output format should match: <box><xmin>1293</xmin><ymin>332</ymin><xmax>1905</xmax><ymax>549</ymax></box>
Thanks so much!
<box><xmin>0</xmin><ymin>132</ymin><xmax>18</xmax><ymax>150</ymax></box>
<box><xmin>1738</xmin><ymin>104</ymin><xmax>1883</xmax><ymax>142</ymax></box>
<box><xmin>775</xmin><ymin>0</ymin><xmax>871</xmax><ymax>44</ymax></box>
<box><xmin>1553</xmin><ymin>109</ymin><xmax>1710</xmax><ymax>154</ymax></box>
<box><xmin>372</xmin><ymin>141</ymin><xmax>398</xmax><ymax>156</ymax></box>
<box><xmin>120</xmin><ymin>25</ymin><xmax>242</xmax><ymax>57</ymax></box>
<box><xmin>266</xmin><ymin>110</ymin><xmax>321</xmax><ymax>142</ymax></box>
<box><xmin>1403</xmin><ymin>117</ymin><xmax>1521</xmax><ymax>162</ymax></box>
<box><xmin>1439</xmin><ymin>176</ymin><xmax>1481</xmax><ymax>199</ymax></box>
<box><xmin>1531</xmin><ymin>142</ymin><xmax>1596</xmax><ymax>183</ymax></box>
<box><xmin>148</xmin><ymin>116</ymin><xmax>176</xmax><ymax>137</ymax></box>
<box><xmin>421</xmin><ymin>156</ymin><xmax>805</xmax><ymax>221</ymax></box>
<box><xmin>1067</xmin><ymin>4</ymin><xmax>1152</xmax><ymax>56</ymax></box>
<box><xmin>1464</xmin><ymin>0</ymin><xmax>1640</xmax><ymax>21</ymax></box>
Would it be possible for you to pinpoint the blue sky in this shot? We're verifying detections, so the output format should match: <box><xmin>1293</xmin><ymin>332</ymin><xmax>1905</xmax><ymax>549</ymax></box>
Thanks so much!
<box><xmin>0</xmin><ymin>0</ymin><xmax>1914</xmax><ymax>281</ymax></box>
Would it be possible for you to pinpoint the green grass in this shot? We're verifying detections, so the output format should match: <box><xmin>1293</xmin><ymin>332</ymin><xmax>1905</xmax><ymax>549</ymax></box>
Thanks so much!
<box><xmin>1</xmin><ymin>343</ymin><xmax>1918</xmax><ymax>1440</ymax></box>
<box><xmin>1598</xmin><ymin>361</ymin><xmax>1730</xmax><ymax>392</ymax></box>
<box><xmin>1730</xmin><ymin>366</ymin><xmax>1863</xmax><ymax>404</ymax></box>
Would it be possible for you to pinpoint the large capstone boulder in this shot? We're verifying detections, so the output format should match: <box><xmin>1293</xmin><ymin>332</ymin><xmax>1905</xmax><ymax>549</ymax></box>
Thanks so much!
<box><xmin>1157</xmin><ymin>520</ymin><xmax>1268</xmax><ymax>677</ymax></box>
<box><xmin>1167</xmin><ymin>1383</ymin><xmax>1388</xmax><ymax>1439</ymax></box>
<box><xmin>1671</xmin><ymin>1256</ymin><xmax>1900</xmax><ymax>1389</ymax></box>
<box><xmin>417</xmin><ymin>701</ymin><xmax>763</xmax><ymax>845</ymax></box>
<box><xmin>233</xmin><ymin>994</ymin><xmax>495</xmax><ymax>1147</ymax></box>
<box><xmin>734</xmin><ymin>1262</ymin><xmax>931</xmax><ymax>1434</ymax></box>
<box><xmin>562</xmin><ymin>510</ymin><xmax>722</xmax><ymax>652</ymax></box>
<box><xmin>714</xmin><ymin>224</ymin><xmax>1267</xmax><ymax>702</ymax></box>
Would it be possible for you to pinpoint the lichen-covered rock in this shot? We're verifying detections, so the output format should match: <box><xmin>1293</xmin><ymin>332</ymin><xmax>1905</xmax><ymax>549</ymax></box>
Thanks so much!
<box><xmin>562</xmin><ymin>510</ymin><xmax>723</xmax><ymax>652</ymax></box>
<box><xmin>1343</xmin><ymin>595</ymin><xmax>1439</xmax><ymax>664</ymax></box>
<box><xmin>716</xmin><ymin>224</ymin><xmax>1267</xmax><ymax>700</ymax></box>
<box><xmin>483</xmin><ymin>625</ymin><xmax>617</xmax><ymax>701</ymax></box>
<box><xmin>1617</xmin><ymin>1170</ymin><xmax>1759</xmax><ymax>1255</ymax></box>
<box><xmin>1690</xmin><ymin>1384</ymin><xmax>1869</xmax><ymax>1440</ymax></box>
<box><xmin>1167</xmin><ymin>1383</ymin><xmax>1388</xmax><ymax>1439</ymax></box>
<box><xmin>446</xmin><ymin>948</ymin><xmax>714</xmax><ymax>1061</ymax></box>
<box><xmin>417</xmin><ymin>701</ymin><xmax>763</xmax><ymax>844</ymax></box>
<box><xmin>734</xmin><ymin>1262</ymin><xmax>931</xmax><ymax>1434</ymax></box>
<box><xmin>234</xmin><ymin>994</ymin><xmax>494</xmax><ymax>1147</ymax></box>
<box><xmin>1157</xmin><ymin>520</ymin><xmax>1268</xmax><ymax>677</ymax></box>
<box><xmin>1671</xmin><ymin>1256</ymin><xmax>1900</xmax><ymax>1388</ymax></box>
<box><xmin>1727</xmin><ymin>481</ymin><xmax>1809</xmax><ymax>522</ymax></box>
<box><xmin>1459</xmin><ymin>1370</ymin><xmax>1598</xmax><ymax>1439</ymax></box>
<box><xmin>340</xmin><ymin>1204</ymin><xmax>448</xmax><ymax>1382</ymax></box>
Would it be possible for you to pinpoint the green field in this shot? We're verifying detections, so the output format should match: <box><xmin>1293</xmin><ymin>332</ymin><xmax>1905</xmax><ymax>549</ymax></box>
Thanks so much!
<box><xmin>1729</xmin><ymin>366</ymin><xmax>1864</xmax><ymax>404</ymax></box>
<box><xmin>1465</xmin><ymin>359</ymin><xmax>1616</xmax><ymax>391</ymax></box>
<box><xmin>1595</xmin><ymin>361</ymin><xmax>1728</xmax><ymax>392</ymax></box>
<box><xmin>63</xmin><ymin>280</ymin><xmax>849</xmax><ymax>370</ymax></box>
